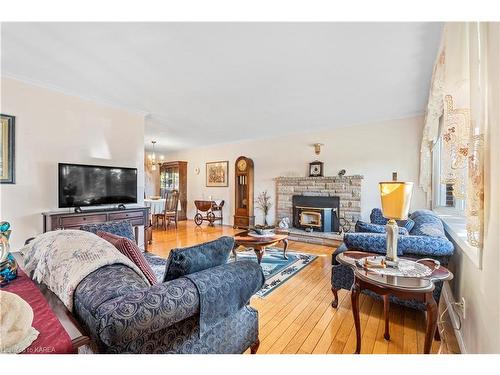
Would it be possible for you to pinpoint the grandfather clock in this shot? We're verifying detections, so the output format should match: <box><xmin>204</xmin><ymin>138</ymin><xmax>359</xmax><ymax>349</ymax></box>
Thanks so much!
<box><xmin>233</xmin><ymin>156</ymin><xmax>255</xmax><ymax>228</ymax></box>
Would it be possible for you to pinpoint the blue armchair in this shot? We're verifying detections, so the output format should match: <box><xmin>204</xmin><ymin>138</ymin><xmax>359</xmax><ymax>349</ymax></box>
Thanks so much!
<box><xmin>331</xmin><ymin>209</ymin><xmax>454</xmax><ymax>311</ymax></box>
<box><xmin>76</xmin><ymin>221</ymin><xmax>264</xmax><ymax>353</ymax></box>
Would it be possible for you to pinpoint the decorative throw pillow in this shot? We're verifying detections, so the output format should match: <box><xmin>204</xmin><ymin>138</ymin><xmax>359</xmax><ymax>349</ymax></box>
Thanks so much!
<box><xmin>81</xmin><ymin>221</ymin><xmax>135</xmax><ymax>241</ymax></box>
<box><xmin>396</xmin><ymin>218</ymin><xmax>414</xmax><ymax>232</ymax></box>
<box><xmin>163</xmin><ymin>236</ymin><xmax>235</xmax><ymax>282</ymax></box>
<box><xmin>369</xmin><ymin>208</ymin><xmax>415</xmax><ymax>232</ymax></box>
<box><xmin>97</xmin><ymin>231</ymin><xmax>157</xmax><ymax>285</ymax></box>
<box><xmin>355</xmin><ymin>221</ymin><xmax>409</xmax><ymax>235</ymax></box>
<box><xmin>409</xmin><ymin>210</ymin><xmax>446</xmax><ymax>237</ymax></box>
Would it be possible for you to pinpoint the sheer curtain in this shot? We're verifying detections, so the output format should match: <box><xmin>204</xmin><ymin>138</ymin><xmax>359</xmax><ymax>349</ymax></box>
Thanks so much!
<box><xmin>420</xmin><ymin>23</ymin><xmax>492</xmax><ymax>248</ymax></box>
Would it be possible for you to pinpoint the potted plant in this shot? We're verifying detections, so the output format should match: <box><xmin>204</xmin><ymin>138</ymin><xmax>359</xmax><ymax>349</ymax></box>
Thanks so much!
<box><xmin>254</xmin><ymin>191</ymin><xmax>274</xmax><ymax>234</ymax></box>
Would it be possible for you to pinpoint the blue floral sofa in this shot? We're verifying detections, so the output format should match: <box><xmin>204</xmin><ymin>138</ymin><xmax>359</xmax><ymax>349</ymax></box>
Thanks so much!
<box><xmin>75</xmin><ymin>221</ymin><xmax>264</xmax><ymax>354</ymax></box>
<box><xmin>331</xmin><ymin>209</ymin><xmax>454</xmax><ymax>310</ymax></box>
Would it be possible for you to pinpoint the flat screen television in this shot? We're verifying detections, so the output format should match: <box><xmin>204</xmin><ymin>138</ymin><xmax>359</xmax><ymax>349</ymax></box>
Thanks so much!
<box><xmin>58</xmin><ymin>163</ymin><xmax>137</xmax><ymax>208</ymax></box>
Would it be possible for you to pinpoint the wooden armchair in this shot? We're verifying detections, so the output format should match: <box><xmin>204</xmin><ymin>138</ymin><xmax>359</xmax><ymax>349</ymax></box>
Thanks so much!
<box><xmin>154</xmin><ymin>190</ymin><xmax>179</xmax><ymax>230</ymax></box>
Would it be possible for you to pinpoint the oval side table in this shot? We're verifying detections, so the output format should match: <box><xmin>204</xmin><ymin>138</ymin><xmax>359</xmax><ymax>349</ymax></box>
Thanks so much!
<box><xmin>337</xmin><ymin>251</ymin><xmax>453</xmax><ymax>354</ymax></box>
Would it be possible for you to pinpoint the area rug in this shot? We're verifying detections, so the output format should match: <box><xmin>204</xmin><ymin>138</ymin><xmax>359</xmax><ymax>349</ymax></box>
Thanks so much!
<box><xmin>233</xmin><ymin>248</ymin><xmax>317</xmax><ymax>298</ymax></box>
<box><xmin>144</xmin><ymin>248</ymin><xmax>317</xmax><ymax>298</ymax></box>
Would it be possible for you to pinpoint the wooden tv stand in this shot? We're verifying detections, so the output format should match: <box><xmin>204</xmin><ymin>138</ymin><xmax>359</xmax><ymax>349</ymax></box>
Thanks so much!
<box><xmin>42</xmin><ymin>206</ymin><xmax>151</xmax><ymax>251</ymax></box>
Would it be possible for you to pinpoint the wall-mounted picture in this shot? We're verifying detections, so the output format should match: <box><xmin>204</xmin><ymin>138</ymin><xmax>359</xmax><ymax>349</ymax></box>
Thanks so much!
<box><xmin>0</xmin><ymin>114</ymin><xmax>15</xmax><ymax>184</ymax></box>
<box><xmin>206</xmin><ymin>161</ymin><xmax>229</xmax><ymax>187</ymax></box>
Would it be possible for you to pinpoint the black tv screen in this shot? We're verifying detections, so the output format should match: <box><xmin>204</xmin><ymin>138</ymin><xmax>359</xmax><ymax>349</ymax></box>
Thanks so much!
<box><xmin>58</xmin><ymin>163</ymin><xmax>137</xmax><ymax>208</ymax></box>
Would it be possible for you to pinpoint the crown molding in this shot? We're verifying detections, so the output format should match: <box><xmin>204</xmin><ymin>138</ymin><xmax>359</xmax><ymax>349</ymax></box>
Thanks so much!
<box><xmin>1</xmin><ymin>72</ymin><xmax>150</xmax><ymax>118</ymax></box>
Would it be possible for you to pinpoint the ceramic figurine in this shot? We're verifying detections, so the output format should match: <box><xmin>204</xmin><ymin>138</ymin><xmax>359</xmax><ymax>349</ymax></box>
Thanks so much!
<box><xmin>278</xmin><ymin>217</ymin><xmax>290</xmax><ymax>229</ymax></box>
<box><xmin>0</xmin><ymin>221</ymin><xmax>17</xmax><ymax>287</ymax></box>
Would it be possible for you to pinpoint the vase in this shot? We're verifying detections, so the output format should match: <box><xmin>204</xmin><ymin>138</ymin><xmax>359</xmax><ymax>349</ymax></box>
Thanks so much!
<box><xmin>0</xmin><ymin>252</ymin><xmax>18</xmax><ymax>287</ymax></box>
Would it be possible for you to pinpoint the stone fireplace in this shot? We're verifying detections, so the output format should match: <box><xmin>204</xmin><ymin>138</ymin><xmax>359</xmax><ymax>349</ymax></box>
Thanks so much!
<box><xmin>275</xmin><ymin>175</ymin><xmax>363</xmax><ymax>233</ymax></box>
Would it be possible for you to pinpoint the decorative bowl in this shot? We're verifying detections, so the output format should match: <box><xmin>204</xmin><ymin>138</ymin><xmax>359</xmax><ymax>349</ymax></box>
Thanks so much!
<box><xmin>251</xmin><ymin>225</ymin><xmax>276</xmax><ymax>236</ymax></box>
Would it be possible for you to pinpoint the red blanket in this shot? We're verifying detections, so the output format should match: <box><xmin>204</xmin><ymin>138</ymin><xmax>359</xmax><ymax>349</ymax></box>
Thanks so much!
<box><xmin>3</xmin><ymin>268</ymin><xmax>74</xmax><ymax>354</ymax></box>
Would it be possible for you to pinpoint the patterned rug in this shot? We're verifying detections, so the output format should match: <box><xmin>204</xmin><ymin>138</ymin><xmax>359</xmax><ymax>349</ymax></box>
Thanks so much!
<box><xmin>144</xmin><ymin>248</ymin><xmax>317</xmax><ymax>298</ymax></box>
<box><xmin>232</xmin><ymin>248</ymin><xmax>317</xmax><ymax>298</ymax></box>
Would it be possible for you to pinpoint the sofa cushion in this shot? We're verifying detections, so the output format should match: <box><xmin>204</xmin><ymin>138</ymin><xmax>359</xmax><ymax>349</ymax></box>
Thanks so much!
<box><xmin>163</xmin><ymin>236</ymin><xmax>234</xmax><ymax>282</ymax></box>
<box><xmin>97</xmin><ymin>231</ymin><xmax>157</xmax><ymax>285</ymax></box>
<box><xmin>343</xmin><ymin>232</ymin><xmax>403</xmax><ymax>256</ymax></box>
<box><xmin>80</xmin><ymin>220</ymin><xmax>135</xmax><ymax>241</ymax></box>
<box><xmin>343</xmin><ymin>232</ymin><xmax>454</xmax><ymax>257</ymax></box>
<box><xmin>143</xmin><ymin>252</ymin><xmax>168</xmax><ymax>282</ymax></box>
<box><xmin>369</xmin><ymin>208</ymin><xmax>415</xmax><ymax>232</ymax></box>
<box><xmin>409</xmin><ymin>210</ymin><xmax>446</xmax><ymax>237</ymax></box>
<box><xmin>355</xmin><ymin>221</ymin><xmax>409</xmax><ymax>235</ymax></box>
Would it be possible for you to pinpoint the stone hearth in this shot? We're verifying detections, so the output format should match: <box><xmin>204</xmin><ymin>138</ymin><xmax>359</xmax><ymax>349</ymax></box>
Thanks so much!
<box><xmin>275</xmin><ymin>175</ymin><xmax>363</xmax><ymax>233</ymax></box>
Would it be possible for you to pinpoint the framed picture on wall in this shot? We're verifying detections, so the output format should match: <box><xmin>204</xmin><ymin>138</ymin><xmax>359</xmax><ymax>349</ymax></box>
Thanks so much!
<box><xmin>206</xmin><ymin>161</ymin><xmax>229</xmax><ymax>187</ymax></box>
<box><xmin>0</xmin><ymin>114</ymin><xmax>15</xmax><ymax>184</ymax></box>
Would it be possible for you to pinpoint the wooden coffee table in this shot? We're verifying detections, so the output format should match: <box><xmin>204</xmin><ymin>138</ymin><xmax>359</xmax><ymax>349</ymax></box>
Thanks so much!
<box><xmin>233</xmin><ymin>231</ymin><xmax>289</xmax><ymax>264</ymax></box>
<box><xmin>336</xmin><ymin>251</ymin><xmax>453</xmax><ymax>354</ymax></box>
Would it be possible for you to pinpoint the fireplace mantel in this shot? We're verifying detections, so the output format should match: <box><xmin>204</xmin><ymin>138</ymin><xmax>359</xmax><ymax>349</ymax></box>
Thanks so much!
<box><xmin>275</xmin><ymin>175</ymin><xmax>363</xmax><ymax>182</ymax></box>
<box><xmin>275</xmin><ymin>175</ymin><xmax>363</xmax><ymax>232</ymax></box>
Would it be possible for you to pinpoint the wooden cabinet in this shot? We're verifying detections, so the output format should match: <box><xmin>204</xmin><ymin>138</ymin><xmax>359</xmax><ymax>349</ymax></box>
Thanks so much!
<box><xmin>160</xmin><ymin>161</ymin><xmax>187</xmax><ymax>220</ymax></box>
<box><xmin>233</xmin><ymin>156</ymin><xmax>255</xmax><ymax>228</ymax></box>
<box><xmin>42</xmin><ymin>207</ymin><xmax>150</xmax><ymax>251</ymax></box>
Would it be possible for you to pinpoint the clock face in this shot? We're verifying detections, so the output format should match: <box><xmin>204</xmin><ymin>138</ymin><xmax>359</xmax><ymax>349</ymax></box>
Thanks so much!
<box><xmin>310</xmin><ymin>163</ymin><xmax>322</xmax><ymax>176</ymax></box>
<box><xmin>237</xmin><ymin>159</ymin><xmax>247</xmax><ymax>172</ymax></box>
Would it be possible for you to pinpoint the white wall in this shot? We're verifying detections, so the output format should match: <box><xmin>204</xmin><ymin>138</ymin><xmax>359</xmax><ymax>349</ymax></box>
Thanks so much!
<box><xmin>0</xmin><ymin>77</ymin><xmax>145</xmax><ymax>250</ymax></box>
<box><xmin>156</xmin><ymin>116</ymin><xmax>426</xmax><ymax>226</ymax></box>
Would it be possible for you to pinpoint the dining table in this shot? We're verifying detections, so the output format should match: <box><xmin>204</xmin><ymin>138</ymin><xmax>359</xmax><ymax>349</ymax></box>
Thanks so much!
<box><xmin>144</xmin><ymin>198</ymin><xmax>166</xmax><ymax>228</ymax></box>
<box><xmin>144</xmin><ymin>198</ymin><xmax>166</xmax><ymax>215</ymax></box>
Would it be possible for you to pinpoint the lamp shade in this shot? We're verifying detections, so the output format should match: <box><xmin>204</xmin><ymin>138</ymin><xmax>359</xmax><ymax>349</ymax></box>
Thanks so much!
<box><xmin>379</xmin><ymin>182</ymin><xmax>413</xmax><ymax>220</ymax></box>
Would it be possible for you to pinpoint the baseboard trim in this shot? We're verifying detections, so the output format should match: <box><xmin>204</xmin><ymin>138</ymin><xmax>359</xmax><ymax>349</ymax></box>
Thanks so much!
<box><xmin>442</xmin><ymin>282</ymin><xmax>467</xmax><ymax>354</ymax></box>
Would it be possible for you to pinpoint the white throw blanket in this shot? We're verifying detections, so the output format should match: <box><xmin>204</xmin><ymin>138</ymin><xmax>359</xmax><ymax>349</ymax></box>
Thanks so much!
<box><xmin>0</xmin><ymin>291</ymin><xmax>39</xmax><ymax>353</ymax></box>
<box><xmin>21</xmin><ymin>230</ymin><xmax>150</xmax><ymax>311</ymax></box>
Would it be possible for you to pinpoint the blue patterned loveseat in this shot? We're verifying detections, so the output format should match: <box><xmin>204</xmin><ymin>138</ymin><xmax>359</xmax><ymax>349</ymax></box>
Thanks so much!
<box><xmin>331</xmin><ymin>209</ymin><xmax>454</xmax><ymax>311</ymax></box>
<box><xmin>74</xmin><ymin>221</ymin><xmax>264</xmax><ymax>354</ymax></box>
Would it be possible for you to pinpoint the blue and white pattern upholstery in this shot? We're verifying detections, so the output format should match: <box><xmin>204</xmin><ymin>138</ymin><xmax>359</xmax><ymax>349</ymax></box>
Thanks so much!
<box><xmin>105</xmin><ymin>306</ymin><xmax>258</xmax><ymax>354</ymax></box>
<box><xmin>143</xmin><ymin>252</ymin><xmax>168</xmax><ymax>282</ymax></box>
<box><xmin>185</xmin><ymin>260</ymin><xmax>264</xmax><ymax>336</ymax></box>
<box><xmin>163</xmin><ymin>236</ymin><xmax>234</xmax><ymax>282</ymax></box>
<box><xmin>409</xmin><ymin>209</ymin><xmax>446</xmax><ymax>237</ymax></box>
<box><xmin>343</xmin><ymin>232</ymin><xmax>454</xmax><ymax>257</ymax></box>
<box><xmin>80</xmin><ymin>220</ymin><xmax>135</xmax><ymax>241</ymax></box>
<box><xmin>73</xmin><ymin>237</ymin><xmax>261</xmax><ymax>354</ymax></box>
<box><xmin>370</xmin><ymin>208</ymin><xmax>388</xmax><ymax>225</ymax></box>
<box><xmin>332</xmin><ymin>209</ymin><xmax>454</xmax><ymax>311</ymax></box>
<box><xmin>355</xmin><ymin>221</ymin><xmax>409</xmax><ymax>236</ymax></box>
<box><xmin>369</xmin><ymin>208</ymin><xmax>415</xmax><ymax>232</ymax></box>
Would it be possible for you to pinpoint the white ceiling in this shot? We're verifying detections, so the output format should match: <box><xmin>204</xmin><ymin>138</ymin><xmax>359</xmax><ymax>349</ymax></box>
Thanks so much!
<box><xmin>1</xmin><ymin>22</ymin><xmax>442</xmax><ymax>152</ymax></box>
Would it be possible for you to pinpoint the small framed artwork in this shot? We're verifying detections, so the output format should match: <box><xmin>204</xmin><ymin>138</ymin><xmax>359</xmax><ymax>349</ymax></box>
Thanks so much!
<box><xmin>206</xmin><ymin>161</ymin><xmax>229</xmax><ymax>187</ymax></box>
<box><xmin>309</xmin><ymin>160</ymin><xmax>324</xmax><ymax>177</ymax></box>
<box><xmin>0</xmin><ymin>114</ymin><xmax>15</xmax><ymax>184</ymax></box>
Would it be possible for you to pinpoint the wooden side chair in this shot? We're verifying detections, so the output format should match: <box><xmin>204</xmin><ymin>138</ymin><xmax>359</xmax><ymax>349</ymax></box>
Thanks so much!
<box><xmin>154</xmin><ymin>190</ymin><xmax>179</xmax><ymax>230</ymax></box>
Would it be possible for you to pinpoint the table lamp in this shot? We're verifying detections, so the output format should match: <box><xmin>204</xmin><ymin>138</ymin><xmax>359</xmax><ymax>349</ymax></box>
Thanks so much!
<box><xmin>378</xmin><ymin>180</ymin><xmax>413</xmax><ymax>265</ymax></box>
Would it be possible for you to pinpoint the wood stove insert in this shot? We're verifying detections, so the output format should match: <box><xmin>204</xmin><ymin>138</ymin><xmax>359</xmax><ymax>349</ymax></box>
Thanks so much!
<box><xmin>292</xmin><ymin>195</ymin><xmax>340</xmax><ymax>233</ymax></box>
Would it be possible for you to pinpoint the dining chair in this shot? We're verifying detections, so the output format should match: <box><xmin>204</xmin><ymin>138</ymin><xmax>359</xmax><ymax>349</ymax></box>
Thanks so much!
<box><xmin>154</xmin><ymin>190</ymin><xmax>179</xmax><ymax>230</ymax></box>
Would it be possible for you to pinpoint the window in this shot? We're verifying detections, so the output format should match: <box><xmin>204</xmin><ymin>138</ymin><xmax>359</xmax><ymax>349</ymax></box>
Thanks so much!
<box><xmin>432</xmin><ymin>124</ymin><xmax>481</xmax><ymax>269</ymax></box>
<box><xmin>431</xmin><ymin>135</ymin><xmax>467</xmax><ymax>213</ymax></box>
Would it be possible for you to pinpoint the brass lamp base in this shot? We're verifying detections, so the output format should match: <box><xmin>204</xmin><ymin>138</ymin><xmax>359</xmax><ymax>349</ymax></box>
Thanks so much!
<box><xmin>385</xmin><ymin>219</ymin><xmax>399</xmax><ymax>265</ymax></box>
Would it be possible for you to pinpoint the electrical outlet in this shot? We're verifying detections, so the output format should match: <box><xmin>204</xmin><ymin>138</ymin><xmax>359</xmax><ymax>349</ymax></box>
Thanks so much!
<box><xmin>455</xmin><ymin>297</ymin><xmax>466</xmax><ymax>320</ymax></box>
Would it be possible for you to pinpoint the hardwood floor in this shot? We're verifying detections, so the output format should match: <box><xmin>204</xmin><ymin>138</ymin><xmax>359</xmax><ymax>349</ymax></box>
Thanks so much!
<box><xmin>148</xmin><ymin>221</ymin><xmax>441</xmax><ymax>354</ymax></box>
